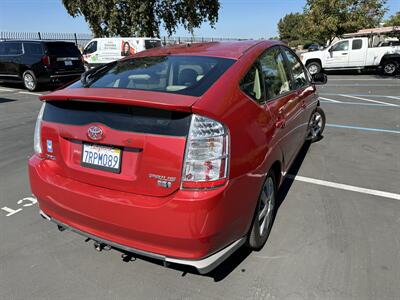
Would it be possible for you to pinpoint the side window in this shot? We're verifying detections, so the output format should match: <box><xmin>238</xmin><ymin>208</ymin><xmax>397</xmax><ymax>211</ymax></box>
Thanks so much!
<box><xmin>84</xmin><ymin>41</ymin><xmax>97</xmax><ymax>54</ymax></box>
<box><xmin>352</xmin><ymin>39</ymin><xmax>363</xmax><ymax>50</ymax></box>
<box><xmin>24</xmin><ymin>43</ymin><xmax>43</xmax><ymax>55</ymax></box>
<box><xmin>282</xmin><ymin>48</ymin><xmax>309</xmax><ymax>90</ymax></box>
<box><xmin>259</xmin><ymin>47</ymin><xmax>291</xmax><ymax>101</ymax></box>
<box><xmin>332</xmin><ymin>41</ymin><xmax>349</xmax><ymax>52</ymax></box>
<box><xmin>240</xmin><ymin>63</ymin><xmax>264</xmax><ymax>103</ymax></box>
<box><xmin>4</xmin><ymin>42</ymin><xmax>23</xmax><ymax>55</ymax></box>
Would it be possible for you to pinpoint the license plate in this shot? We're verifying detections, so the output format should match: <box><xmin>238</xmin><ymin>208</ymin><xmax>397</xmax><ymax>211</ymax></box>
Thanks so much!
<box><xmin>81</xmin><ymin>143</ymin><xmax>122</xmax><ymax>173</ymax></box>
<box><xmin>64</xmin><ymin>60</ymin><xmax>73</xmax><ymax>66</ymax></box>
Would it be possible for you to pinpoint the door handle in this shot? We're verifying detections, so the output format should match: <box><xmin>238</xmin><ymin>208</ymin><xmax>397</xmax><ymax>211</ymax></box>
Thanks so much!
<box><xmin>275</xmin><ymin>117</ymin><xmax>286</xmax><ymax>129</ymax></box>
<box><xmin>342</xmin><ymin>53</ymin><xmax>348</xmax><ymax>55</ymax></box>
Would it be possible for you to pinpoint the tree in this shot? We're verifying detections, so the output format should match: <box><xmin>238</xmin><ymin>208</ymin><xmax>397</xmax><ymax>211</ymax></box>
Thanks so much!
<box><xmin>278</xmin><ymin>13</ymin><xmax>307</xmax><ymax>45</ymax></box>
<box><xmin>61</xmin><ymin>0</ymin><xmax>220</xmax><ymax>37</ymax></box>
<box><xmin>385</xmin><ymin>12</ymin><xmax>400</xmax><ymax>26</ymax></box>
<box><xmin>303</xmin><ymin>0</ymin><xmax>388</xmax><ymax>45</ymax></box>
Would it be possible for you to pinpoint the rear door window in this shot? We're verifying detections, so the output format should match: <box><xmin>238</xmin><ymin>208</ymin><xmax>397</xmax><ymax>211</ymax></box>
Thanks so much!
<box><xmin>352</xmin><ymin>39</ymin><xmax>363</xmax><ymax>50</ymax></box>
<box><xmin>46</xmin><ymin>42</ymin><xmax>81</xmax><ymax>57</ymax></box>
<box><xmin>240</xmin><ymin>63</ymin><xmax>264</xmax><ymax>103</ymax></box>
<box><xmin>3</xmin><ymin>42</ymin><xmax>23</xmax><ymax>55</ymax></box>
<box><xmin>144</xmin><ymin>40</ymin><xmax>161</xmax><ymax>49</ymax></box>
<box><xmin>282</xmin><ymin>47</ymin><xmax>309</xmax><ymax>90</ymax></box>
<box><xmin>23</xmin><ymin>43</ymin><xmax>43</xmax><ymax>55</ymax></box>
<box><xmin>259</xmin><ymin>47</ymin><xmax>291</xmax><ymax>101</ymax></box>
<box><xmin>77</xmin><ymin>55</ymin><xmax>235</xmax><ymax>97</ymax></box>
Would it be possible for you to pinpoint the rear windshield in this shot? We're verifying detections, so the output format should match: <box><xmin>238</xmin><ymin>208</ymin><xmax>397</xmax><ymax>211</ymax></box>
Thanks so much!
<box><xmin>73</xmin><ymin>55</ymin><xmax>235</xmax><ymax>96</ymax></box>
<box><xmin>43</xmin><ymin>101</ymin><xmax>192</xmax><ymax>136</ymax></box>
<box><xmin>46</xmin><ymin>42</ymin><xmax>81</xmax><ymax>57</ymax></box>
<box><xmin>145</xmin><ymin>40</ymin><xmax>161</xmax><ymax>49</ymax></box>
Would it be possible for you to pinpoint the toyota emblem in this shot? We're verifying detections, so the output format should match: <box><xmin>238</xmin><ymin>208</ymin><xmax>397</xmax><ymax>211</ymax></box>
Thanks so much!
<box><xmin>87</xmin><ymin>126</ymin><xmax>103</xmax><ymax>141</ymax></box>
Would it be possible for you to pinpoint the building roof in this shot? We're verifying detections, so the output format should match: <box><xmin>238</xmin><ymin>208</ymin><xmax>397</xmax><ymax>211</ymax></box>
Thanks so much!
<box><xmin>343</xmin><ymin>26</ymin><xmax>400</xmax><ymax>37</ymax></box>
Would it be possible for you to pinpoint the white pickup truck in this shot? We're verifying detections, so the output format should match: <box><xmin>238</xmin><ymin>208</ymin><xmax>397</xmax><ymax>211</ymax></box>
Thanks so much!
<box><xmin>300</xmin><ymin>37</ymin><xmax>400</xmax><ymax>76</ymax></box>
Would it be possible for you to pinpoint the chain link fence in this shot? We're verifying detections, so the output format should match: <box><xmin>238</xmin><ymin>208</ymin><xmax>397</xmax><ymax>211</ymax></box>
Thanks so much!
<box><xmin>0</xmin><ymin>32</ymin><xmax>247</xmax><ymax>51</ymax></box>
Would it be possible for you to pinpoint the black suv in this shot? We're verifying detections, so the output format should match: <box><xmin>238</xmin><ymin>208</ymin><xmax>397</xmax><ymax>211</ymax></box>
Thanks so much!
<box><xmin>0</xmin><ymin>40</ymin><xmax>85</xmax><ymax>91</ymax></box>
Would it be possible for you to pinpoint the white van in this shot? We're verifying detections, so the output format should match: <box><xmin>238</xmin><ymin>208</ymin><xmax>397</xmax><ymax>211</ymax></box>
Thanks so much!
<box><xmin>82</xmin><ymin>37</ymin><xmax>162</xmax><ymax>69</ymax></box>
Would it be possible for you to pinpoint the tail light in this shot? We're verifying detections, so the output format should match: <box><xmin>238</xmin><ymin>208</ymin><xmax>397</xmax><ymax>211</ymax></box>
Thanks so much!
<box><xmin>41</xmin><ymin>55</ymin><xmax>51</xmax><ymax>67</ymax></box>
<box><xmin>181</xmin><ymin>114</ymin><xmax>229</xmax><ymax>190</ymax></box>
<box><xmin>34</xmin><ymin>102</ymin><xmax>46</xmax><ymax>155</ymax></box>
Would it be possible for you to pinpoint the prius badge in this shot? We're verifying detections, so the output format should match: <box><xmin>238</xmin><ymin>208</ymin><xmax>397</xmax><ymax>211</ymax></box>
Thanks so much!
<box><xmin>87</xmin><ymin>126</ymin><xmax>103</xmax><ymax>141</ymax></box>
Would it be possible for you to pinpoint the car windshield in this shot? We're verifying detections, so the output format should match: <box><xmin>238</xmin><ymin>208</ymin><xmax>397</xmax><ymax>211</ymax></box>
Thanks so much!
<box><xmin>73</xmin><ymin>55</ymin><xmax>235</xmax><ymax>96</ymax></box>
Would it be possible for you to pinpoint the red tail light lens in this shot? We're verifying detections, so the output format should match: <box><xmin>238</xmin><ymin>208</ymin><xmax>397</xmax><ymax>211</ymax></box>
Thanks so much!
<box><xmin>41</xmin><ymin>55</ymin><xmax>51</xmax><ymax>67</ymax></box>
<box><xmin>181</xmin><ymin>115</ymin><xmax>229</xmax><ymax>190</ymax></box>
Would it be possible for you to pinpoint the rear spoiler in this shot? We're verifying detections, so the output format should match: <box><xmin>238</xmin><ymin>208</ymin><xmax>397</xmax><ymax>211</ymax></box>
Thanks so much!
<box><xmin>40</xmin><ymin>88</ymin><xmax>197</xmax><ymax>113</ymax></box>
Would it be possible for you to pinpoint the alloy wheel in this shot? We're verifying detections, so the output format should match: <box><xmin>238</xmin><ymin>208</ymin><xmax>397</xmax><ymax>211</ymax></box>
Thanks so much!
<box><xmin>258</xmin><ymin>176</ymin><xmax>275</xmax><ymax>237</ymax></box>
<box><xmin>24</xmin><ymin>73</ymin><xmax>35</xmax><ymax>90</ymax></box>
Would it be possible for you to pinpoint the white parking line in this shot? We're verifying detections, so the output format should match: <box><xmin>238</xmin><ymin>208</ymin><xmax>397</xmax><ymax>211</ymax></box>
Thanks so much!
<box><xmin>339</xmin><ymin>94</ymin><xmax>398</xmax><ymax>107</ymax></box>
<box><xmin>319</xmin><ymin>97</ymin><xmax>342</xmax><ymax>103</ymax></box>
<box><xmin>288</xmin><ymin>175</ymin><xmax>400</xmax><ymax>201</ymax></box>
<box><xmin>387</xmin><ymin>96</ymin><xmax>400</xmax><ymax>100</ymax></box>
<box><xmin>0</xmin><ymin>87</ymin><xmax>16</xmax><ymax>92</ymax></box>
<box><xmin>18</xmin><ymin>91</ymin><xmax>43</xmax><ymax>96</ymax></box>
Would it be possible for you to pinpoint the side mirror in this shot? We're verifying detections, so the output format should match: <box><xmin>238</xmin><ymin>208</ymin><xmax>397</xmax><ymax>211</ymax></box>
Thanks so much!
<box><xmin>312</xmin><ymin>73</ymin><xmax>327</xmax><ymax>85</ymax></box>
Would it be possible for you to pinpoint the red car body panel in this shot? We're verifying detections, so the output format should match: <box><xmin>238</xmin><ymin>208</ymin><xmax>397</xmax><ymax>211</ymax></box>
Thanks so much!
<box><xmin>29</xmin><ymin>40</ymin><xmax>319</xmax><ymax>268</ymax></box>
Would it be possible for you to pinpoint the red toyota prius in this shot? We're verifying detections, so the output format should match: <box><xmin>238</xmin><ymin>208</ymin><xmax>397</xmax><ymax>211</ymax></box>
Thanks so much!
<box><xmin>29</xmin><ymin>41</ymin><xmax>326</xmax><ymax>274</ymax></box>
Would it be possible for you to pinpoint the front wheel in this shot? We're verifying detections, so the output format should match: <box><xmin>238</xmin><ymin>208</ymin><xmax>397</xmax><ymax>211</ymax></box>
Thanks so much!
<box><xmin>247</xmin><ymin>171</ymin><xmax>276</xmax><ymax>250</ymax></box>
<box><xmin>22</xmin><ymin>70</ymin><xmax>37</xmax><ymax>91</ymax></box>
<box><xmin>382</xmin><ymin>61</ymin><xmax>398</xmax><ymax>76</ymax></box>
<box><xmin>307</xmin><ymin>61</ymin><xmax>322</xmax><ymax>75</ymax></box>
<box><xmin>307</xmin><ymin>107</ymin><xmax>326</xmax><ymax>142</ymax></box>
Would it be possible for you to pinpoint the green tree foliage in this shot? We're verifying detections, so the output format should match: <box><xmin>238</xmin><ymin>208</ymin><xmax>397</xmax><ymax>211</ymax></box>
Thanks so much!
<box><xmin>278</xmin><ymin>13</ymin><xmax>307</xmax><ymax>46</ymax></box>
<box><xmin>61</xmin><ymin>0</ymin><xmax>220</xmax><ymax>37</ymax></box>
<box><xmin>303</xmin><ymin>0</ymin><xmax>388</xmax><ymax>44</ymax></box>
<box><xmin>385</xmin><ymin>12</ymin><xmax>400</xmax><ymax>26</ymax></box>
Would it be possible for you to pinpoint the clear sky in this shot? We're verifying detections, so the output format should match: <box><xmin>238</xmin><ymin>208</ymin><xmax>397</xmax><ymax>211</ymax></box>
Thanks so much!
<box><xmin>0</xmin><ymin>0</ymin><xmax>399</xmax><ymax>38</ymax></box>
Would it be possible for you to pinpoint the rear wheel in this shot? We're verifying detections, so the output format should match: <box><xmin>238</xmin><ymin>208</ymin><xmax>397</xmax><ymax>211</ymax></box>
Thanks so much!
<box><xmin>307</xmin><ymin>107</ymin><xmax>326</xmax><ymax>142</ymax></box>
<box><xmin>247</xmin><ymin>171</ymin><xmax>276</xmax><ymax>250</ymax></box>
<box><xmin>307</xmin><ymin>61</ymin><xmax>322</xmax><ymax>75</ymax></box>
<box><xmin>22</xmin><ymin>70</ymin><xmax>37</xmax><ymax>91</ymax></box>
<box><xmin>382</xmin><ymin>61</ymin><xmax>398</xmax><ymax>76</ymax></box>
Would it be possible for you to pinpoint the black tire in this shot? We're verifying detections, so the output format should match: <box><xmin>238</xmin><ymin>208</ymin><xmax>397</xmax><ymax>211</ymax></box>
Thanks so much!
<box><xmin>22</xmin><ymin>70</ymin><xmax>38</xmax><ymax>91</ymax></box>
<box><xmin>247</xmin><ymin>171</ymin><xmax>277</xmax><ymax>250</ymax></box>
<box><xmin>306</xmin><ymin>61</ymin><xmax>322</xmax><ymax>75</ymax></box>
<box><xmin>307</xmin><ymin>107</ymin><xmax>326</xmax><ymax>143</ymax></box>
<box><xmin>382</xmin><ymin>60</ymin><xmax>398</xmax><ymax>76</ymax></box>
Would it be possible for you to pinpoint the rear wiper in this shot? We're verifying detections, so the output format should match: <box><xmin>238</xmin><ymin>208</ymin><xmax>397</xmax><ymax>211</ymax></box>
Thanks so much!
<box><xmin>81</xmin><ymin>62</ymin><xmax>117</xmax><ymax>87</ymax></box>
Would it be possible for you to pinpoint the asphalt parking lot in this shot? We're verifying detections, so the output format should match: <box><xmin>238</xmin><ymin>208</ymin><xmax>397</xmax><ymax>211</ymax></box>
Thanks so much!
<box><xmin>0</xmin><ymin>74</ymin><xmax>399</xmax><ymax>299</ymax></box>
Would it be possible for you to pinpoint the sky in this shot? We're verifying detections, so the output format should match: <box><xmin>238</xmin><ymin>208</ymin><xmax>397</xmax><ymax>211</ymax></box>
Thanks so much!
<box><xmin>0</xmin><ymin>0</ymin><xmax>399</xmax><ymax>39</ymax></box>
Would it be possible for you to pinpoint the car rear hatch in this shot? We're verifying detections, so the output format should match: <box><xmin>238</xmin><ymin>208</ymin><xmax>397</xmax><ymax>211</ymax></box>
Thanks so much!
<box><xmin>39</xmin><ymin>88</ymin><xmax>197</xmax><ymax>197</ymax></box>
<box><xmin>45</xmin><ymin>42</ymin><xmax>83</xmax><ymax>73</ymax></box>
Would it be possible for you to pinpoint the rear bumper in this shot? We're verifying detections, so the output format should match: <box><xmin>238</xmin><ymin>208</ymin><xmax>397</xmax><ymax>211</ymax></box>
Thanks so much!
<box><xmin>29</xmin><ymin>155</ymin><xmax>259</xmax><ymax>273</ymax></box>
<box><xmin>38</xmin><ymin>70</ymin><xmax>84</xmax><ymax>83</ymax></box>
<box><xmin>39</xmin><ymin>209</ymin><xmax>245</xmax><ymax>274</ymax></box>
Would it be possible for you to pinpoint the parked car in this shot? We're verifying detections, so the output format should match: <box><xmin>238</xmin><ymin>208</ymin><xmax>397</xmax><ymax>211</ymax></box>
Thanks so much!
<box><xmin>82</xmin><ymin>37</ymin><xmax>162</xmax><ymax>70</ymax></box>
<box><xmin>29</xmin><ymin>41</ymin><xmax>327</xmax><ymax>274</ymax></box>
<box><xmin>307</xmin><ymin>43</ymin><xmax>320</xmax><ymax>52</ymax></box>
<box><xmin>300</xmin><ymin>37</ymin><xmax>400</xmax><ymax>75</ymax></box>
<box><xmin>0</xmin><ymin>40</ymin><xmax>84</xmax><ymax>91</ymax></box>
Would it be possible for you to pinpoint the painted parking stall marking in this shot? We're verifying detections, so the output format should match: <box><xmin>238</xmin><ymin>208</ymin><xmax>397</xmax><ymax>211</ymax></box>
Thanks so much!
<box><xmin>288</xmin><ymin>175</ymin><xmax>400</xmax><ymax>201</ymax></box>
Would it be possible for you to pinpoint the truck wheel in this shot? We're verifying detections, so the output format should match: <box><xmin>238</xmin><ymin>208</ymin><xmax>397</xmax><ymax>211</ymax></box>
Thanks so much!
<box><xmin>307</xmin><ymin>62</ymin><xmax>322</xmax><ymax>75</ymax></box>
<box><xmin>247</xmin><ymin>171</ymin><xmax>276</xmax><ymax>250</ymax></box>
<box><xmin>382</xmin><ymin>61</ymin><xmax>398</xmax><ymax>76</ymax></box>
<box><xmin>22</xmin><ymin>70</ymin><xmax>38</xmax><ymax>91</ymax></box>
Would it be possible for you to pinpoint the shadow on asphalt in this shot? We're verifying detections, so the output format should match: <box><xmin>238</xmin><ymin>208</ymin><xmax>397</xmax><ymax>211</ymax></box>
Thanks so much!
<box><xmin>0</xmin><ymin>97</ymin><xmax>17</xmax><ymax>103</ymax></box>
<box><xmin>102</xmin><ymin>141</ymin><xmax>313</xmax><ymax>282</ymax></box>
